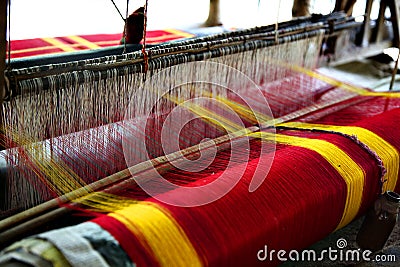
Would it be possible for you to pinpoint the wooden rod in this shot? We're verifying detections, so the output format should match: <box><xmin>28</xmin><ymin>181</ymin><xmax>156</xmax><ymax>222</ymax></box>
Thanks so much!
<box><xmin>0</xmin><ymin>0</ymin><xmax>9</xmax><ymax>209</ymax></box>
<box><xmin>0</xmin><ymin>207</ymin><xmax>71</xmax><ymax>249</ymax></box>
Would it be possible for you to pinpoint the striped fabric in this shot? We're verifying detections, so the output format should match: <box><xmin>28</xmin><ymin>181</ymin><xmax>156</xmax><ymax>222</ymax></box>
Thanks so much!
<box><xmin>0</xmin><ymin>222</ymin><xmax>134</xmax><ymax>267</ymax></box>
<box><xmin>9</xmin><ymin>29</ymin><xmax>196</xmax><ymax>59</ymax></box>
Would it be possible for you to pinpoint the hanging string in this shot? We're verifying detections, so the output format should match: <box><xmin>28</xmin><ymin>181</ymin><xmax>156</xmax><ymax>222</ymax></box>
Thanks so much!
<box><xmin>274</xmin><ymin>0</ymin><xmax>281</xmax><ymax>44</ymax></box>
<box><xmin>122</xmin><ymin>0</ymin><xmax>130</xmax><ymax>54</ymax></box>
<box><xmin>110</xmin><ymin>0</ymin><xmax>126</xmax><ymax>22</ymax></box>
<box><xmin>142</xmin><ymin>0</ymin><xmax>149</xmax><ymax>76</ymax></box>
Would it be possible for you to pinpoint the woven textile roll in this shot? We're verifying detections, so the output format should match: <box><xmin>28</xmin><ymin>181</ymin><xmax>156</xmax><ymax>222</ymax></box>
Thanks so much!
<box><xmin>99</xmin><ymin>107</ymin><xmax>399</xmax><ymax>266</ymax></box>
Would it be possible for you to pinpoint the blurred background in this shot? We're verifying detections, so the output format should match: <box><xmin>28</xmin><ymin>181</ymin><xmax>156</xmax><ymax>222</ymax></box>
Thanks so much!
<box><xmin>8</xmin><ymin>0</ymin><xmax>377</xmax><ymax>40</ymax></box>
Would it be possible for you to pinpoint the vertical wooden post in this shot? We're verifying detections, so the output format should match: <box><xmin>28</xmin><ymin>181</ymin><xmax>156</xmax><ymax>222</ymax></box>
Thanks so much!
<box><xmin>204</xmin><ymin>0</ymin><xmax>221</xmax><ymax>27</ymax></box>
<box><xmin>0</xmin><ymin>0</ymin><xmax>8</xmax><ymax>105</ymax></box>
<box><xmin>386</xmin><ymin>0</ymin><xmax>400</xmax><ymax>48</ymax></box>
<box><xmin>0</xmin><ymin>0</ymin><xmax>7</xmax><ymax>212</ymax></box>
<box><xmin>356</xmin><ymin>0</ymin><xmax>374</xmax><ymax>47</ymax></box>
<box><xmin>292</xmin><ymin>0</ymin><xmax>310</xmax><ymax>17</ymax></box>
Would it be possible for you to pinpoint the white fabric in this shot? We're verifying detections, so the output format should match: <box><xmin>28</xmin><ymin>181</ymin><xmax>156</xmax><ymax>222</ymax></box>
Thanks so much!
<box><xmin>39</xmin><ymin>225</ymin><xmax>110</xmax><ymax>267</ymax></box>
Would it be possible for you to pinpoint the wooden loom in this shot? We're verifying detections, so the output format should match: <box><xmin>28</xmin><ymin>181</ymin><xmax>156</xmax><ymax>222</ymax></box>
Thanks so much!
<box><xmin>0</xmin><ymin>1</ymin><xmax>400</xmax><ymax>266</ymax></box>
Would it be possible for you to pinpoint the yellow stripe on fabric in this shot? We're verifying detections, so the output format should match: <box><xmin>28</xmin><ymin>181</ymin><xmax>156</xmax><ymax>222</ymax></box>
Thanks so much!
<box><xmin>41</xmin><ymin>37</ymin><xmax>76</xmax><ymax>52</ymax></box>
<box><xmin>164</xmin><ymin>29</ymin><xmax>195</xmax><ymax>39</ymax></box>
<box><xmin>92</xmin><ymin>40</ymin><xmax>120</xmax><ymax>46</ymax></box>
<box><xmin>288</xmin><ymin>64</ymin><xmax>400</xmax><ymax>98</ymax></box>
<box><xmin>145</xmin><ymin>34</ymin><xmax>189</xmax><ymax>42</ymax></box>
<box><xmin>278</xmin><ymin>122</ymin><xmax>399</xmax><ymax>192</ymax></box>
<box><xmin>249</xmin><ymin>131</ymin><xmax>365</xmax><ymax>230</ymax></box>
<box><xmin>109</xmin><ymin>202</ymin><xmax>202</xmax><ymax>267</ymax></box>
<box><xmin>10</xmin><ymin>45</ymin><xmax>63</xmax><ymax>55</ymax></box>
<box><xmin>66</xmin><ymin>36</ymin><xmax>101</xmax><ymax>49</ymax></box>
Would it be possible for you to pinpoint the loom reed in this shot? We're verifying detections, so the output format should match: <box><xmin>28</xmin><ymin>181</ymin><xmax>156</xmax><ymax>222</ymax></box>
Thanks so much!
<box><xmin>4</xmin><ymin>12</ymin><xmax>358</xmax><ymax>97</ymax></box>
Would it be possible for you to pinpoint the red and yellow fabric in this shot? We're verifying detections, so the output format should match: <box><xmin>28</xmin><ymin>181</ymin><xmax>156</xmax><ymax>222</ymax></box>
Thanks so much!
<box><xmin>9</xmin><ymin>29</ymin><xmax>195</xmax><ymax>59</ymax></box>
<box><xmin>87</xmin><ymin>106</ymin><xmax>400</xmax><ymax>267</ymax></box>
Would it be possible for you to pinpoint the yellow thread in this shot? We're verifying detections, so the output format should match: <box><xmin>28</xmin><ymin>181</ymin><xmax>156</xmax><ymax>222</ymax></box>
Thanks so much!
<box><xmin>110</xmin><ymin>202</ymin><xmax>203</xmax><ymax>267</ymax></box>
<box><xmin>5</xmin><ymin>127</ymin><xmax>137</xmax><ymax>212</ymax></box>
<box><xmin>5</xmin><ymin>129</ymin><xmax>87</xmax><ymax>195</ymax></box>
<box><xmin>41</xmin><ymin>37</ymin><xmax>76</xmax><ymax>52</ymax></box>
<box><xmin>73</xmin><ymin>192</ymin><xmax>137</xmax><ymax>212</ymax></box>
<box><xmin>66</xmin><ymin>36</ymin><xmax>101</xmax><ymax>49</ymax></box>
<box><xmin>249</xmin><ymin>131</ymin><xmax>365</xmax><ymax>230</ymax></box>
<box><xmin>188</xmin><ymin>105</ymin><xmax>241</xmax><ymax>132</ymax></box>
<box><xmin>167</xmin><ymin>95</ymin><xmax>243</xmax><ymax>132</ymax></box>
<box><xmin>204</xmin><ymin>93</ymin><xmax>272</xmax><ymax>123</ymax></box>
<box><xmin>279</xmin><ymin>122</ymin><xmax>399</xmax><ymax>192</ymax></box>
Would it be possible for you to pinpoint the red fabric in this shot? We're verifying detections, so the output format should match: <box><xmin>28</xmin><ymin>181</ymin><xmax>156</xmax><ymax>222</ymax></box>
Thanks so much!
<box><xmin>305</xmin><ymin>96</ymin><xmax>400</xmax><ymax>125</ymax></box>
<box><xmin>10</xmin><ymin>38</ymin><xmax>65</xmax><ymax>58</ymax></box>
<box><xmin>146</xmin><ymin>127</ymin><xmax>384</xmax><ymax>266</ymax></box>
